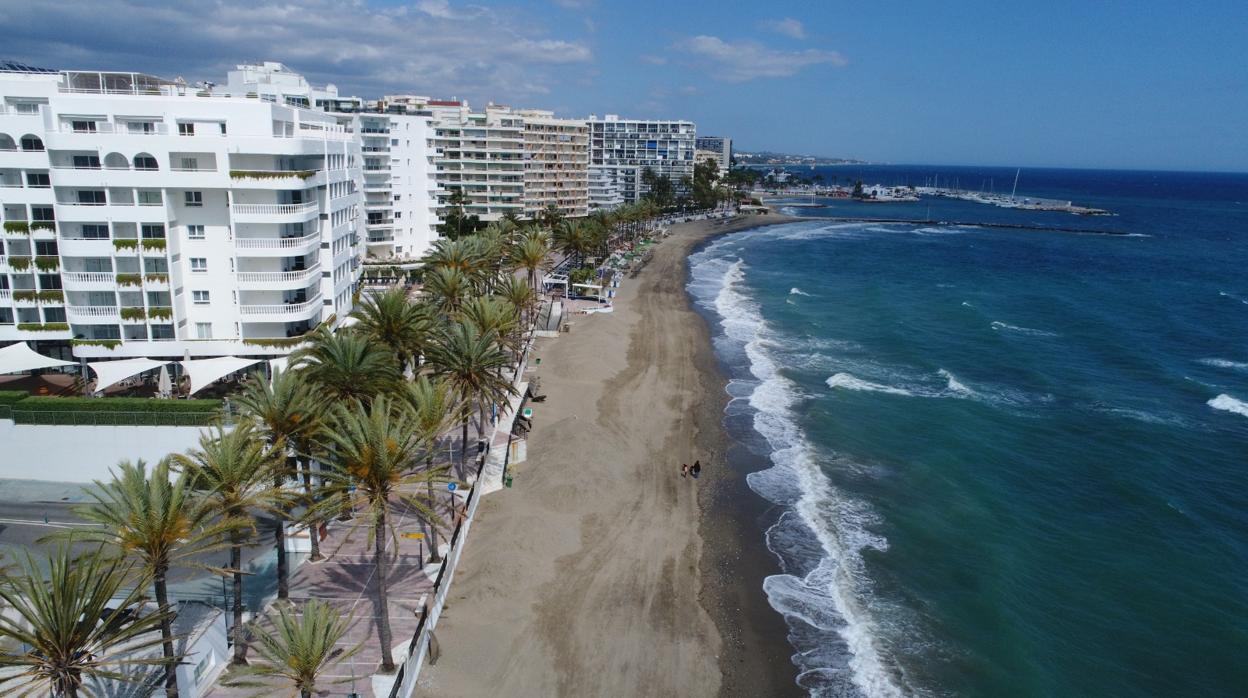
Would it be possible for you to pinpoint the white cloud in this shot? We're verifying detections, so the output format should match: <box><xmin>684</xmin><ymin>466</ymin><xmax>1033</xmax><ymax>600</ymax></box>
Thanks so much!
<box><xmin>639</xmin><ymin>54</ymin><xmax>668</xmax><ymax>66</ymax></box>
<box><xmin>761</xmin><ymin>17</ymin><xmax>807</xmax><ymax>40</ymax></box>
<box><xmin>0</xmin><ymin>0</ymin><xmax>593</xmax><ymax>104</ymax></box>
<box><xmin>551</xmin><ymin>0</ymin><xmax>593</xmax><ymax>8</ymax></box>
<box><xmin>677</xmin><ymin>35</ymin><xmax>847</xmax><ymax>82</ymax></box>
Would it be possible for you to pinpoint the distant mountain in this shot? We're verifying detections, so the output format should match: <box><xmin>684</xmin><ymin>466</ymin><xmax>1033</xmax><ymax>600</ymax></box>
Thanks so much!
<box><xmin>735</xmin><ymin>151</ymin><xmax>868</xmax><ymax>166</ymax></box>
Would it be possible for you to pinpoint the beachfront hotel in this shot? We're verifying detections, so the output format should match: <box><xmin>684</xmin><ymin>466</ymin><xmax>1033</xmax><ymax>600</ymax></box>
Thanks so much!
<box><xmin>517</xmin><ymin>109</ymin><xmax>590</xmax><ymax>219</ymax></box>
<box><xmin>589</xmin><ymin>114</ymin><xmax>697</xmax><ymax>203</ymax></box>
<box><xmin>0</xmin><ymin>61</ymin><xmax>365</xmax><ymax>366</ymax></box>
<box><xmin>695</xmin><ymin>134</ymin><xmax>732</xmax><ymax>170</ymax></box>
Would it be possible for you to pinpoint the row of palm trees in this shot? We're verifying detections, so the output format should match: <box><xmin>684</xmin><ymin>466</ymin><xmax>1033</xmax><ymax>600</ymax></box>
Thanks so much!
<box><xmin>0</xmin><ymin>220</ymin><xmax>563</xmax><ymax>697</ymax></box>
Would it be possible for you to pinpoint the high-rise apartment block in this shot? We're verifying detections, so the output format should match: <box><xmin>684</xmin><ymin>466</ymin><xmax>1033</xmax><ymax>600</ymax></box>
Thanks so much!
<box><xmin>588</xmin><ymin>115</ymin><xmax>696</xmax><ymax>203</ymax></box>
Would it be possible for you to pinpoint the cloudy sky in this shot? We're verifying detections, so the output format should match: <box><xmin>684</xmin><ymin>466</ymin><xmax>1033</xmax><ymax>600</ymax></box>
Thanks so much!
<box><xmin>2</xmin><ymin>0</ymin><xmax>1245</xmax><ymax>170</ymax></box>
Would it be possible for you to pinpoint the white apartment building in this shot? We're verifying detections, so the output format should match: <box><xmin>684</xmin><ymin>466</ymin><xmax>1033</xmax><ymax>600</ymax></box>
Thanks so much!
<box><xmin>428</xmin><ymin>101</ymin><xmax>526</xmax><ymax>221</ymax></box>
<box><xmin>588</xmin><ymin>115</ymin><xmax>696</xmax><ymax>203</ymax></box>
<box><xmin>695</xmin><ymin>135</ymin><xmax>732</xmax><ymax>170</ymax></box>
<box><xmin>517</xmin><ymin>110</ymin><xmax>588</xmax><ymax>219</ymax></box>
<box><xmin>0</xmin><ymin>64</ymin><xmax>364</xmax><ymax>361</ymax></box>
<box><xmin>588</xmin><ymin>164</ymin><xmax>629</xmax><ymax>211</ymax></box>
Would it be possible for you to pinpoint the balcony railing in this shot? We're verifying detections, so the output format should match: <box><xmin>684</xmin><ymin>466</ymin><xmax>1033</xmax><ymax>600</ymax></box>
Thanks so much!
<box><xmin>231</xmin><ymin>202</ymin><xmax>319</xmax><ymax>216</ymax></box>
<box><xmin>68</xmin><ymin>305</ymin><xmax>121</xmax><ymax>318</ymax></box>
<box><xmin>236</xmin><ymin>264</ymin><xmax>321</xmax><ymax>284</ymax></box>
<box><xmin>62</xmin><ymin>272</ymin><xmax>115</xmax><ymax>283</ymax></box>
<box><xmin>234</xmin><ymin>232</ymin><xmax>321</xmax><ymax>250</ymax></box>
<box><xmin>240</xmin><ymin>294</ymin><xmax>323</xmax><ymax>316</ymax></box>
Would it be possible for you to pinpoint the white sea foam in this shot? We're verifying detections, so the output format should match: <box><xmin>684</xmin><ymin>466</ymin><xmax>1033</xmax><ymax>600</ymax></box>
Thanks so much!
<box><xmin>1199</xmin><ymin>358</ymin><xmax>1248</xmax><ymax>372</ymax></box>
<box><xmin>1219</xmin><ymin>291</ymin><xmax>1248</xmax><ymax>305</ymax></box>
<box><xmin>1208</xmin><ymin>394</ymin><xmax>1248</xmax><ymax>419</ymax></box>
<box><xmin>693</xmin><ymin>248</ymin><xmax>906</xmax><ymax>698</ymax></box>
<box><xmin>960</xmin><ymin>301</ymin><xmax>974</xmax><ymax>308</ymax></box>
<box><xmin>938</xmin><ymin>368</ymin><xmax>975</xmax><ymax>397</ymax></box>
<box><xmin>826</xmin><ymin>373</ymin><xmax>915</xmax><ymax>397</ymax></box>
<box><xmin>791</xmin><ymin>287</ymin><xmax>812</xmax><ymax>296</ymax></box>
<box><xmin>990</xmin><ymin>320</ymin><xmax>1059</xmax><ymax>337</ymax></box>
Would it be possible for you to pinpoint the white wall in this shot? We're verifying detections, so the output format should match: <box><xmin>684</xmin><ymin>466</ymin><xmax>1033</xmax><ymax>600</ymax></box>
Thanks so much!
<box><xmin>0</xmin><ymin>420</ymin><xmax>209</xmax><ymax>483</ymax></box>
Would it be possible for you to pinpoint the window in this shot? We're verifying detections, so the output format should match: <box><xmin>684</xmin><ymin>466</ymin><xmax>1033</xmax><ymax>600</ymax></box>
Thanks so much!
<box><xmin>184</xmin><ymin>191</ymin><xmax>203</xmax><ymax>207</ymax></box>
<box><xmin>134</xmin><ymin>154</ymin><xmax>158</xmax><ymax>170</ymax></box>
<box><xmin>76</xmin><ymin>190</ymin><xmax>106</xmax><ymax>205</ymax></box>
<box><xmin>128</xmin><ymin>121</ymin><xmax>156</xmax><ymax>134</ymax></box>
<box><xmin>25</xmin><ymin>172</ymin><xmax>50</xmax><ymax>188</ymax></box>
<box><xmin>187</xmin><ymin>224</ymin><xmax>205</xmax><ymax>240</ymax></box>
<box><xmin>31</xmin><ymin>207</ymin><xmax>54</xmax><ymax>222</ymax></box>
<box><xmin>178</xmin><ymin>122</ymin><xmax>195</xmax><ymax>136</ymax></box>
<box><xmin>72</xmin><ymin>155</ymin><xmax>101</xmax><ymax>169</ymax></box>
<box><xmin>395</xmin><ymin>212</ymin><xmax>402</xmax><ymax>219</ymax></box>
<box><xmin>81</xmin><ymin>224</ymin><xmax>109</xmax><ymax>239</ymax></box>
<box><xmin>141</xmin><ymin>224</ymin><xmax>165</xmax><ymax>239</ymax></box>
<box><xmin>190</xmin><ymin>258</ymin><xmax>207</xmax><ymax>272</ymax></box>
<box><xmin>14</xmin><ymin>102</ymin><xmax>39</xmax><ymax>115</ymax></box>
<box><xmin>71</xmin><ymin>120</ymin><xmax>96</xmax><ymax>133</ymax></box>
<box><xmin>192</xmin><ymin>290</ymin><xmax>210</xmax><ymax>304</ymax></box>
<box><xmin>137</xmin><ymin>190</ymin><xmax>162</xmax><ymax>206</ymax></box>
<box><xmin>219</xmin><ymin>122</ymin><xmax>227</xmax><ymax>135</ymax></box>
<box><xmin>195</xmin><ymin>322</ymin><xmax>212</xmax><ymax>338</ymax></box>
<box><xmin>179</xmin><ymin>157</ymin><xmax>198</xmax><ymax>171</ymax></box>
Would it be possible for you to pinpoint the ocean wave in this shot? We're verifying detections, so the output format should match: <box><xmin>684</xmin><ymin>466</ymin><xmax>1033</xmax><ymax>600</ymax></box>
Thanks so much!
<box><xmin>1199</xmin><ymin>358</ymin><xmax>1248</xmax><ymax>372</ymax></box>
<box><xmin>1208</xmin><ymin>394</ymin><xmax>1248</xmax><ymax>419</ymax></box>
<box><xmin>990</xmin><ymin>320</ymin><xmax>1059</xmax><ymax>337</ymax></box>
<box><xmin>960</xmin><ymin>301</ymin><xmax>974</xmax><ymax>308</ymax></box>
<box><xmin>694</xmin><ymin>250</ymin><xmax>907</xmax><ymax>697</ymax></box>
<box><xmin>826</xmin><ymin>369</ymin><xmax>1041</xmax><ymax>411</ymax></box>
<box><xmin>1219</xmin><ymin>291</ymin><xmax>1248</xmax><ymax>305</ymax></box>
<box><xmin>791</xmin><ymin>287</ymin><xmax>812</xmax><ymax>296</ymax></box>
<box><xmin>938</xmin><ymin>368</ymin><xmax>975</xmax><ymax>397</ymax></box>
<box><xmin>826</xmin><ymin>373</ymin><xmax>916</xmax><ymax>397</ymax></box>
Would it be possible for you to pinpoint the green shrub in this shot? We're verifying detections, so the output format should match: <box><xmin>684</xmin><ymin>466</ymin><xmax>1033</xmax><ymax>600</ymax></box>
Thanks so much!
<box><xmin>16</xmin><ymin>322</ymin><xmax>69</xmax><ymax>332</ymax></box>
<box><xmin>112</xmin><ymin>239</ymin><xmax>138</xmax><ymax>250</ymax></box>
<box><xmin>120</xmin><ymin>307</ymin><xmax>146</xmax><ymax>321</ymax></box>
<box><xmin>36</xmin><ymin>290</ymin><xmax>63</xmax><ymax>303</ymax></box>
<box><xmin>3</xmin><ymin>221</ymin><xmax>29</xmax><ymax>234</ymax></box>
<box><xmin>147</xmin><ymin>306</ymin><xmax>172</xmax><ymax>320</ymax></box>
<box><xmin>34</xmin><ymin>256</ymin><xmax>60</xmax><ymax>271</ymax></box>
<box><xmin>115</xmin><ymin>273</ymin><xmax>142</xmax><ymax>286</ymax></box>
<box><xmin>141</xmin><ymin>238</ymin><xmax>166</xmax><ymax>251</ymax></box>
<box><xmin>11</xmin><ymin>396</ymin><xmax>223</xmax><ymax>426</ymax></box>
<box><xmin>145</xmin><ymin>273</ymin><xmax>168</xmax><ymax>283</ymax></box>
<box><xmin>71</xmin><ymin>339</ymin><xmax>121</xmax><ymax>350</ymax></box>
<box><xmin>12</xmin><ymin>290</ymin><xmax>37</xmax><ymax>302</ymax></box>
<box><xmin>0</xmin><ymin>390</ymin><xmax>29</xmax><ymax>406</ymax></box>
<box><xmin>7</xmin><ymin>256</ymin><xmax>31</xmax><ymax>270</ymax></box>
<box><xmin>30</xmin><ymin>221</ymin><xmax>55</xmax><ymax>232</ymax></box>
<box><xmin>229</xmin><ymin>169</ymin><xmax>316</xmax><ymax>180</ymax></box>
<box><xmin>242</xmin><ymin>336</ymin><xmax>306</xmax><ymax>348</ymax></box>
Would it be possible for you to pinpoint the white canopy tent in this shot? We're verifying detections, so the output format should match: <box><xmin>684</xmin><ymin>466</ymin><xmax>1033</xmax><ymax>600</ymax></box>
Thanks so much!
<box><xmin>572</xmin><ymin>282</ymin><xmax>604</xmax><ymax>301</ymax></box>
<box><xmin>0</xmin><ymin>342</ymin><xmax>76</xmax><ymax>374</ymax></box>
<box><xmin>87</xmin><ymin>357</ymin><xmax>169</xmax><ymax>393</ymax></box>
<box><xmin>179</xmin><ymin>356</ymin><xmax>264</xmax><ymax>396</ymax></box>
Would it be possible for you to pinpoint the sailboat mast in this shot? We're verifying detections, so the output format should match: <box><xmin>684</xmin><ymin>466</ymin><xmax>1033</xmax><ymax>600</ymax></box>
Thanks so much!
<box><xmin>1010</xmin><ymin>168</ymin><xmax>1021</xmax><ymax>200</ymax></box>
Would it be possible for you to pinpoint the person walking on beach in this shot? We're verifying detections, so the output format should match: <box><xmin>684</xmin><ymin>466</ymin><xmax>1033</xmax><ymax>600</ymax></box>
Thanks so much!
<box><xmin>690</xmin><ymin>460</ymin><xmax>701</xmax><ymax>479</ymax></box>
<box><xmin>680</xmin><ymin>463</ymin><xmax>689</xmax><ymax>478</ymax></box>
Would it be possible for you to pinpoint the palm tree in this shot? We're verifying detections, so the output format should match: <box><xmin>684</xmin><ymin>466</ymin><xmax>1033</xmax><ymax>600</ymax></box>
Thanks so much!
<box><xmin>421</xmin><ymin>266</ymin><xmax>472</xmax><ymax>318</ymax></box>
<box><xmin>223</xmin><ymin>600</ymin><xmax>358</xmax><ymax>698</ymax></box>
<box><xmin>511</xmin><ymin>229</ymin><xmax>551</xmax><ymax>295</ymax></box>
<box><xmin>400</xmin><ymin>376</ymin><xmax>463</xmax><ymax>563</ymax></box>
<box><xmin>350</xmin><ymin>287</ymin><xmax>435</xmax><ymax>375</ymax></box>
<box><xmin>424</xmin><ymin>322</ymin><xmax>518</xmax><ymax>474</ymax></box>
<box><xmin>554</xmin><ymin>218</ymin><xmax>592</xmax><ymax>268</ymax></box>
<box><xmin>292</xmin><ymin>327</ymin><xmax>400</xmax><ymax>404</ymax></box>
<box><xmin>0</xmin><ymin>544</ymin><xmax>173</xmax><ymax>698</ymax></box>
<box><xmin>316</xmin><ymin>396</ymin><xmax>448</xmax><ymax>672</ymax></box>
<box><xmin>460</xmin><ymin>296</ymin><xmax>519</xmax><ymax>356</ymax></box>
<box><xmin>499</xmin><ymin>275</ymin><xmax>537</xmax><ymax>331</ymax></box>
<box><xmin>172</xmin><ymin>424</ymin><xmax>286</xmax><ymax>665</ymax></box>
<box><xmin>234</xmin><ymin>368</ymin><xmax>326</xmax><ymax>593</ymax></box>
<box><xmin>67</xmin><ymin>459</ymin><xmax>235</xmax><ymax>698</ymax></box>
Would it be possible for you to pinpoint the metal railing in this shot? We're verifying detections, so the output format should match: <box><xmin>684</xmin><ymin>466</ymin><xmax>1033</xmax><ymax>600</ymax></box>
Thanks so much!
<box><xmin>7</xmin><ymin>410</ymin><xmax>224</xmax><ymax>427</ymax></box>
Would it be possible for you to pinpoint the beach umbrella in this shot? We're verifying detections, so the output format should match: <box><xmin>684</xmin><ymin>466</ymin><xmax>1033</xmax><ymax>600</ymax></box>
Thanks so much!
<box><xmin>157</xmin><ymin>365</ymin><xmax>172</xmax><ymax>398</ymax></box>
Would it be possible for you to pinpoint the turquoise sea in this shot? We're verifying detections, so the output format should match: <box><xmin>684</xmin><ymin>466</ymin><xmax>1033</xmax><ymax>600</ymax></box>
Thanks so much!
<box><xmin>687</xmin><ymin>167</ymin><xmax>1248</xmax><ymax>697</ymax></box>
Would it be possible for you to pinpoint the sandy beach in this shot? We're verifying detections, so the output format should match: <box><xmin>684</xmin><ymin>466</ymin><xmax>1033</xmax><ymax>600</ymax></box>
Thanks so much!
<box><xmin>417</xmin><ymin>213</ymin><xmax>803</xmax><ymax>697</ymax></box>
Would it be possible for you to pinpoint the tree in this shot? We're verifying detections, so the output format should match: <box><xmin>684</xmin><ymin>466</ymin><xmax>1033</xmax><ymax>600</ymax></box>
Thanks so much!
<box><xmin>438</xmin><ymin>188</ymin><xmax>483</xmax><ymax>240</ymax></box>
<box><xmin>510</xmin><ymin>230</ymin><xmax>551</xmax><ymax>295</ymax></box>
<box><xmin>424</xmin><ymin>322</ymin><xmax>518</xmax><ymax>475</ymax></box>
<box><xmin>640</xmin><ymin>167</ymin><xmax>675</xmax><ymax>208</ymax></box>
<box><xmin>499</xmin><ymin>275</ymin><xmax>537</xmax><ymax>331</ymax></box>
<box><xmin>292</xmin><ymin>328</ymin><xmax>400</xmax><ymax>405</ymax></box>
<box><xmin>399</xmin><ymin>376</ymin><xmax>462</xmax><ymax>563</ymax></box>
<box><xmin>67</xmin><ymin>460</ymin><xmax>235</xmax><ymax>698</ymax></box>
<box><xmin>172</xmin><ymin>424</ymin><xmax>286</xmax><ymax>665</ymax></box>
<box><xmin>316</xmin><ymin>396</ymin><xmax>448</xmax><ymax>673</ymax></box>
<box><xmin>691</xmin><ymin>158</ymin><xmax>720</xmax><ymax>209</ymax></box>
<box><xmin>0</xmin><ymin>544</ymin><xmax>173</xmax><ymax>698</ymax></box>
<box><xmin>852</xmin><ymin>179</ymin><xmax>865</xmax><ymax>199</ymax></box>
<box><xmin>223</xmin><ymin>600</ymin><xmax>359</xmax><ymax>698</ymax></box>
<box><xmin>554</xmin><ymin>219</ymin><xmax>593</xmax><ymax>268</ymax></box>
<box><xmin>351</xmin><ymin>288</ymin><xmax>435</xmax><ymax>375</ymax></box>
<box><xmin>234</xmin><ymin>368</ymin><xmax>327</xmax><ymax>578</ymax></box>
<box><xmin>539</xmin><ymin>203</ymin><xmax>564</xmax><ymax>230</ymax></box>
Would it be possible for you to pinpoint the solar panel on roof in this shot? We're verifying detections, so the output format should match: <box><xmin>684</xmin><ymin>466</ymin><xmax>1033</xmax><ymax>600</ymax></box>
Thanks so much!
<box><xmin>0</xmin><ymin>60</ymin><xmax>58</xmax><ymax>74</ymax></box>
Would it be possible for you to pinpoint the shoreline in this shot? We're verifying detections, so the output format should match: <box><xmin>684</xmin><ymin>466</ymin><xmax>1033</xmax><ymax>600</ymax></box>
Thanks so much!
<box><xmin>415</xmin><ymin>212</ymin><xmax>805</xmax><ymax>697</ymax></box>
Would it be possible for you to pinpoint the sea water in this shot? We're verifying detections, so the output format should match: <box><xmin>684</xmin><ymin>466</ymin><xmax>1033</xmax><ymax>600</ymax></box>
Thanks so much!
<box><xmin>687</xmin><ymin>167</ymin><xmax>1248</xmax><ymax>697</ymax></box>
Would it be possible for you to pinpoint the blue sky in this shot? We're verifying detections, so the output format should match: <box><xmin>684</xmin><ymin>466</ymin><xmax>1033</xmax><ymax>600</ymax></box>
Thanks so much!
<box><xmin>2</xmin><ymin>0</ymin><xmax>1245</xmax><ymax>171</ymax></box>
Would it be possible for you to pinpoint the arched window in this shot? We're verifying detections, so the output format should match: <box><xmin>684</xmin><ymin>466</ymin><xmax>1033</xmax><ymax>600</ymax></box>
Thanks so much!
<box><xmin>104</xmin><ymin>152</ymin><xmax>129</xmax><ymax>170</ymax></box>
<box><xmin>0</xmin><ymin>134</ymin><xmax>14</xmax><ymax>151</ymax></box>
<box><xmin>134</xmin><ymin>153</ymin><xmax>158</xmax><ymax>171</ymax></box>
<box><xmin>19</xmin><ymin>134</ymin><xmax>43</xmax><ymax>151</ymax></box>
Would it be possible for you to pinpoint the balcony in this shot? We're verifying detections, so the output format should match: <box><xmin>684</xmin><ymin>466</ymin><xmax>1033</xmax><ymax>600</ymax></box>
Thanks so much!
<box><xmin>67</xmin><ymin>305</ymin><xmax>121</xmax><ymax>322</ymax></box>
<box><xmin>236</xmin><ymin>264</ymin><xmax>322</xmax><ymax>290</ymax></box>
<box><xmin>230</xmin><ymin>201</ymin><xmax>320</xmax><ymax>224</ymax></box>
<box><xmin>227</xmin><ymin>170</ymin><xmax>325</xmax><ymax>190</ymax></box>
<box><xmin>234</xmin><ymin>231</ymin><xmax>322</xmax><ymax>257</ymax></box>
<box><xmin>62</xmin><ymin>271</ymin><xmax>117</xmax><ymax>290</ymax></box>
<box><xmin>239</xmin><ymin>294</ymin><xmax>323</xmax><ymax>323</ymax></box>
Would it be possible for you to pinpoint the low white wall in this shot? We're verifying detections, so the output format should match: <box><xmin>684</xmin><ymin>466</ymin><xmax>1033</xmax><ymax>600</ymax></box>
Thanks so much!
<box><xmin>0</xmin><ymin>420</ymin><xmax>209</xmax><ymax>483</ymax></box>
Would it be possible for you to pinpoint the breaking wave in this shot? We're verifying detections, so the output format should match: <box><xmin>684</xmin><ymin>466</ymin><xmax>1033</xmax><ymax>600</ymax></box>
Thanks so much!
<box><xmin>991</xmin><ymin>320</ymin><xmax>1059</xmax><ymax>337</ymax></box>
<box><xmin>1199</xmin><ymin>358</ymin><xmax>1248</xmax><ymax>372</ymax></box>
<box><xmin>1208</xmin><ymin>394</ymin><xmax>1248</xmax><ymax>419</ymax></box>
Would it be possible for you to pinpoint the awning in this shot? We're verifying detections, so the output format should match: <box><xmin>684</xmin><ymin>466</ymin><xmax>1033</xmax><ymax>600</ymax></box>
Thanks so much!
<box><xmin>0</xmin><ymin>342</ymin><xmax>76</xmax><ymax>374</ymax></box>
<box><xmin>179</xmin><ymin>356</ymin><xmax>264</xmax><ymax>396</ymax></box>
<box><xmin>88</xmin><ymin>357</ymin><xmax>169</xmax><ymax>392</ymax></box>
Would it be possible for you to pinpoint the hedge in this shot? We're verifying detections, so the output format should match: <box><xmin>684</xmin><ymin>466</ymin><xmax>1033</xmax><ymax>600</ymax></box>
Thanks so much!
<box><xmin>0</xmin><ymin>390</ymin><xmax>28</xmax><ymax>406</ymax></box>
<box><xmin>113</xmin><ymin>239</ymin><xmax>138</xmax><ymax>250</ymax></box>
<box><xmin>71</xmin><ymin>339</ymin><xmax>121</xmax><ymax>349</ymax></box>
<box><xmin>10</xmin><ymin>396</ymin><xmax>223</xmax><ymax>426</ymax></box>
<box><xmin>16</xmin><ymin>322</ymin><xmax>68</xmax><ymax>332</ymax></box>
<box><xmin>229</xmin><ymin>169</ymin><xmax>315</xmax><ymax>180</ymax></box>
